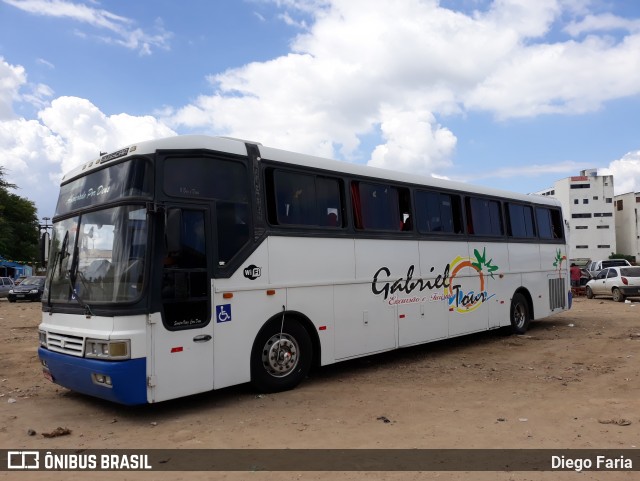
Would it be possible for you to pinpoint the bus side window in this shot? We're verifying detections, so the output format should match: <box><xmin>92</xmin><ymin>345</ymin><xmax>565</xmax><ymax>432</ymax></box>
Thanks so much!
<box><xmin>536</xmin><ymin>207</ymin><xmax>563</xmax><ymax>240</ymax></box>
<box><xmin>415</xmin><ymin>191</ymin><xmax>463</xmax><ymax>234</ymax></box>
<box><xmin>353</xmin><ymin>182</ymin><xmax>410</xmax><ymax>231</ymax></box>
<box><xmin>268</xmin><ymin>169</ymin><xmax>344</xmax><ymax>229</ymax></box>
<box><xmin>216</xmin><ymin>202</ymin><xmax>249</xmax><ymax>265</ymax></box>
<box><xmin>161</xmin><ymin>208</ymin><xmax>209</xmax><ymax>329</ymax></box>
<box><xmin>466</xmin><ymin>197</ymin><xmax>504</xmax><ymax>236</ymax></box>
<box><xmin>507</xmin><ymin>203</ymin><xmax>536</xmax><ymax>238</ymax></box>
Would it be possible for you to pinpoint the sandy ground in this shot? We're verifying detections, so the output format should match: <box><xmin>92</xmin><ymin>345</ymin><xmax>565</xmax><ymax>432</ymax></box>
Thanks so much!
<box><xmin>1</xmin><ymin>295</ymin><xmax>640</xmax><ymax>481</ymax></box>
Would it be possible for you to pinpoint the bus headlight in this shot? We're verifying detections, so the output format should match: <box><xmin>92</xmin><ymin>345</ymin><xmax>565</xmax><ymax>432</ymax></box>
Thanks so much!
<box><xmin>39</xmin><ymin>330</ymin><xmax>47</xmax><ymax>347</ymax></box>
<box><xmin>85</xmin><ymin>339</ymin><xmax>130</xmax><ymax>360</ymax></box>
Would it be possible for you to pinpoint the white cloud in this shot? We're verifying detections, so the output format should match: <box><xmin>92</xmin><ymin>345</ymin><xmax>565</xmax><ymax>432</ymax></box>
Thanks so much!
<box><xmin>2</xmin><ymin>0</ymin><xmax>172</xmax><ymax>55</ymax></box>
<box><xmin>600</xmin><ymin>151</ymin><xmax>640</xmax><ymax>196</ymax></box>
<box><xmin>565</xmin><ymin>13</ymin><xmax>640</xmax><ymax>36</ymax></box>
<box><xmin>368</xmin><ymin>107</ymin><xmax>456</xmax><ymax>176</ymax></box>
<box><xmin>167</xmin><ymin>0</ymin><xmax>640</xmax><ymax>177</ymax></box>
<box><xmin>0</xmin><ymin>58</ymin><xmax>175</xmax><ymax>216</ymax></box>
<box><xmin>38</xmin><ymin>96</ymin><xmax>175</xmax><ymax>175</ymax></box>
<box><xmin>0</xmin><ymin>57</ymin><xmax>26</xmax><ymax>120</ymax></box>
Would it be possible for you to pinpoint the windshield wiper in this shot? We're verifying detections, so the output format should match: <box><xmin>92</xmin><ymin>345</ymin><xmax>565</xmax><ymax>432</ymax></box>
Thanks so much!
<box><xmin>67</xmin><ymin>244</ymin><xmax>94</xmax><ymax>317</ymax></box>
<box><xmin>46</xmin><ymin>231</ymin><xmax>69</xmax><ymax>308</ymax></box>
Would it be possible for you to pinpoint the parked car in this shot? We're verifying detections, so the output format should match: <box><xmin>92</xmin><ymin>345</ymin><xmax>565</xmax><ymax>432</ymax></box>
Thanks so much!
<box><xmin>13</xmin><ymin>276</ymin><xmax>27</xmax><ymax>286</ymax></box>
<box><xmin>0</xmin><ymin>277</ymin><xmax>15</xmax><ymax>298</ymax></box>
<box><xmin>586</xmin><ymin>266</ymin><xmax>640</xmax><ymax>302</ymax></box>
<box><xmin>586</xmin><ymin>259</ymin><xmax>632</xmax><ymax>278</ymax></box>
<box><xmin>7</xmin><ymin>276</ymin><xmax>46</xmax><ymax>302</ymax></box>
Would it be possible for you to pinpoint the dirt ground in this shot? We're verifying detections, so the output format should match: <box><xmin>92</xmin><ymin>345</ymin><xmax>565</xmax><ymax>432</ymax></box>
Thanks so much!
<box><xmin>1</xmin><ymin>295</ymin><xmax>640</xmax><ymax>481</ymax></box>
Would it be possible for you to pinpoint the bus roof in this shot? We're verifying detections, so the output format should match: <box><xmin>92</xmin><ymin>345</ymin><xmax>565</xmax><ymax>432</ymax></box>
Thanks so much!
<box><xmin>62</xmin><ymin>134</ymin><xmax>560</xmax><ymax>207</ymax></box>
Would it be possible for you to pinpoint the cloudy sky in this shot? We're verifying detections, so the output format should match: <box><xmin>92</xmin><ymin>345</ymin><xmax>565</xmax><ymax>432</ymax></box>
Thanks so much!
<box><xmin>1</xmin><ymin>0</ymin><xmax>639</xmax><ymax>221</ymax></box>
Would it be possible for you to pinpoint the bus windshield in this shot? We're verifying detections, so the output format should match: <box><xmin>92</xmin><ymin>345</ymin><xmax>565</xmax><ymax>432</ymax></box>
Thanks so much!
<box><xmin>46</xmin><ymin>205</ymin><xmax>148</xmax><ymax>305</ymax></box>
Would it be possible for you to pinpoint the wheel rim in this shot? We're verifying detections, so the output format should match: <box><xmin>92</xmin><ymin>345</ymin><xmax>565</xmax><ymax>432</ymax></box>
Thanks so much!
<box><xmin>513</xmin><ymin>302</ymin><xmax>527</xmax><ymax>329</ymax></box>
<box><xmin>262</xmin><ymin>333</ymin><xmax>300</xmax><ymax>378</ymax></box>
<box><xmin>613</xmin><ymin>289</ymin><xmax>620</xmax><ymax>301</ymax></box>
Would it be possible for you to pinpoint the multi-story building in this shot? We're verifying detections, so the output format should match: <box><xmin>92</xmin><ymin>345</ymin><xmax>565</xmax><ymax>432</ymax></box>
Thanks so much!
<box><xmin>613</xmin><ymin>192</ymin><xmax>640</xmax><ymax>262</ymax></box>
<box><xmin>535</xmin><ymin>169</ymin><xmax>616</xmax><ymax>260</ymax></box>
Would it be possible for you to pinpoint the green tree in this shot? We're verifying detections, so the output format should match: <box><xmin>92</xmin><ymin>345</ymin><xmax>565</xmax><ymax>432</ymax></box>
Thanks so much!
<box><xmin>0</xmin><ymin>167</ymin><xmax>40</xmax><ymax>264</ymax></box>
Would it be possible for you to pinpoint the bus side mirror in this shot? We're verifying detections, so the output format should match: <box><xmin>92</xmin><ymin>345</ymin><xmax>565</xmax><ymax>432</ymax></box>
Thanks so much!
<box><xmin>165</xmin><ymin>208</ymin><xmax>183</xmax><ymax>255</ymax></box>
<box><xmin>40</xmin><ymin>232</ymin><xmax>50</xmax><ymax>265</ymax></box>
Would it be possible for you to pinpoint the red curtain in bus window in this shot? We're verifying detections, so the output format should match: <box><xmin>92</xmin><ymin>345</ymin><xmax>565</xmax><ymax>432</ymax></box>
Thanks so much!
<box><xmin>351</xmin><ymin>182</ymin><xmax>363</xmax><ymax>229</ymax></box>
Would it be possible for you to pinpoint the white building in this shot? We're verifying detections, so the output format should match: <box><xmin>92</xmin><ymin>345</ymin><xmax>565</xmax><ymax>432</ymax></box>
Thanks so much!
<box><xmin>613</xmin><ymin>192</ymin><xmax>640</xmax><ymax>262</ymax></box>
<box><xmin>535</xmin><ymin>169</ymin><xmax>616</xmax><ymax>260</ymax></box>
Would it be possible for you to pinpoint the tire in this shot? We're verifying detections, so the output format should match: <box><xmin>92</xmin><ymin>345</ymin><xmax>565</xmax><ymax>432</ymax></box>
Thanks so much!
<box><xmin>251</xmin><ymin>318</ymin><xmax>312</xmax><ymax>393</ymax></box>
<box><xmin>612</xmin><ymin>287</ymin><xmax>625</xmax><ymax>303</ymax></box>
<box><xmin>8</xmin><ymin>299</ymin><xmax>16</xmax><ymax>303</ymax></box>
<box><xmin>586</xmin><ymin>286</ymin><xmax>594</xmax><ymax>299</ymax></box>
<box><xmin>510</xmin><ymin>293</ymin><xmax>531</xmax><ymax>335</ymax></box>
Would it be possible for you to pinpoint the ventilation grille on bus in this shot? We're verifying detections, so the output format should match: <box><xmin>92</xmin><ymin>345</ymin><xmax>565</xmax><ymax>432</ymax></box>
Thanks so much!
<box><xmin>548</xmin><ymin>277</ymin><xmax>566</xmax><ymax>310</ymax></box>
<box><xmin>46</xmin><ymin>332</ymin><xmax>84</xmax><ymax>357</ymax></box>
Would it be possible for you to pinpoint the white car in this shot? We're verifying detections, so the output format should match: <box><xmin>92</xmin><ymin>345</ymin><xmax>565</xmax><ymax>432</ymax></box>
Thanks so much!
<box><xmin>586</xmin><ymin>266</ymin><xmax>640</xmax><ymax>302</ymax></box>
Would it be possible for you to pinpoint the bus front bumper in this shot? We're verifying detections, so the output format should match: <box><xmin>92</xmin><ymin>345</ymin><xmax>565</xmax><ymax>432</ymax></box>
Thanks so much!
<box><xmin>38</xmin><ymin>348</ymin><xmax>147</xmax><ymax>405</ymax></box>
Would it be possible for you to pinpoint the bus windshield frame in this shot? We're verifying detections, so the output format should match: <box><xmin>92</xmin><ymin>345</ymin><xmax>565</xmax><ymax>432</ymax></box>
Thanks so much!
<box><xmin>46</xmin><ymin>204</ymin><xmax>150</xmax><ymax>307</ymax></box>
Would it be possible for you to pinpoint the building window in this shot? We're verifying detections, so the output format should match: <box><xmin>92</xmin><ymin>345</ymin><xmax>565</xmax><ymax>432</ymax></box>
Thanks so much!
<box><xmin>616</xmin><ymin>199</ymin><xmax>624</xmax><ymax>211</ymax></box>
<box><xmin>575</xmin><ymin>226</ymin><xmax>588</xmax><ymax>230</ymax></box>
<box><xmin>593</xmin><ymin>196</ymin><xmax>598</xmax><ymax>200</ymax></box>
<box><xmin>583</xmin><ymin>199</ymin><xmax>589</xmax><ymax>204</ymax></box>
<box><xmin>573</xmin><ymin>199</ymin><xmax>579</xmax><ymax>205</ymax></box>
<box><xmin>576</xmin><ymin>245</ymin><xmax>588</xmax><ymax>249</ymax></box>
<box><xmin>593</xmin><ymin>212</ymin><xmax>613</xmax><ymax>218</ymax></box>
<box><xmin>597</xmin><ymin>245</ymin><xmax>610</xmax><ymax>248</ymax></box>
<box><xmin>606</xmin><ymin>198</ymin><xmax>612</xmax><ymax>203</ymax></box>
<box><xmin>597</xmin><ymin>225</ymin><xmax>610</xmax><ymax>229</ymax></box>
<box><xmin>570</xmin><ymin>184</ymin><xmax>590</xmax><ymax>189</ymax></box>
<box><xmin>572</xmin><ymin>213</ymin><xmax>592</xmax><ymax>218</ymax></box>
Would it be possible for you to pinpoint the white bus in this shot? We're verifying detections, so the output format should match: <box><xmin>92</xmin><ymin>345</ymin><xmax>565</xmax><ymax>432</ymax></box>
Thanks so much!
<box><xmin>38</xmin><ymin>135</ymin><xmax>571</xmax><ymax>404</ymax></box>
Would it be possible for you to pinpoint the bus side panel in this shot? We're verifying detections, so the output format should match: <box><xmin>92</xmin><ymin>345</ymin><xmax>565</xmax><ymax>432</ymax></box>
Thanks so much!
<box><xmin>212</xmin><ymin>243</ymin><xmax>273</xmax><ymax>391</ymax></box>
<box><xmin>501</xmin><ymin>242</ymin><xmax>543</xmax><ymax>327</ymax></box>
<box><xmin>287</xmin><ymin>286</ymin><xmax>335</xmax><ymax>365</ymax></box>
<box><xmin>404</xmin><ymin>240</ymin><xmax>465</xmax><ymax>346</ymax></box>
<box><xmin>333</xmin><ymin>239</ymin><xmax>417</xmax><ymax>359</ymax></box>
<box><xmin>539</xmin><ymin>243</ymin><xmax>570</xmax><ymax>316</ymax></box>
<box><xmin>267</xmin><ymin>237</ymin><xmax>354</xmax><ymax>286</ymax></box>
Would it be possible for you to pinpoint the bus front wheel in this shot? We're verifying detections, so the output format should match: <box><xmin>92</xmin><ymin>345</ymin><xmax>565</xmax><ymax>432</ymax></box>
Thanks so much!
<box><xmin>251</xmin><ymin>319</ymin><xmax>312</xmax><ymax>393</ymax></box>
<box><xmin>510</xmin><ymin>293</ymin><xmax>531</xmax><ymax>335</ymax></box>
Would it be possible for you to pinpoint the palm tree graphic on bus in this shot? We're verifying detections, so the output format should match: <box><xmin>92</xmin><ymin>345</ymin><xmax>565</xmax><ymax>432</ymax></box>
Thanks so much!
<box><xmin>444</xmin><ymin>248</ymin><xmax>499</xmax><ymax>314</ymax></box>
<box><xmin>553</xmin><ymin>248</ymin><xmax>567</xmax><ymax>277</ymax></box>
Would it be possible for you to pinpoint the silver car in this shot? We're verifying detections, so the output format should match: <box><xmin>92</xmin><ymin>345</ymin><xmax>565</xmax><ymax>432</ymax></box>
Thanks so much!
<box><xmin>586</xmin><ymin>266</ymin><xmax>640</xmax><ymax>302</ymax></box>
<box><xmin>0</xmin><ymin>277</ymin><xmax>15</xmax><ymax>298</ymax></box>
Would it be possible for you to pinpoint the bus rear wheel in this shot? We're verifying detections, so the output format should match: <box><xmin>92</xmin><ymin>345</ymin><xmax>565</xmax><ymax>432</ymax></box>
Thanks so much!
<box><xmin>251</xmin><ymin>319</ymin><xmax>312</xmax><ymax>393</ymax></box>
<box><xmin>510</xmin><ymin>293</ymin><xmax>531</xmax><ymax>335</ymax></box>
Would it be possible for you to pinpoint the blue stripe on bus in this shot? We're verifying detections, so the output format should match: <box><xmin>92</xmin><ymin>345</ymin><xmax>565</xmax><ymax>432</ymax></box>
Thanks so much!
<box><xmin>38</xmin><ymin>348</ymin><xmax>147</xmax><ymax>405</ymax></box>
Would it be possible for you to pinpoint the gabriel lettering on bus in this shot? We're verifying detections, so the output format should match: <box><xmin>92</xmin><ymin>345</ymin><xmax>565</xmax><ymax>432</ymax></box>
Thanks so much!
<box><xmin>371</xmin><ymin>248</ymin><xmax>499</xmax><ymax>313</ymax></box>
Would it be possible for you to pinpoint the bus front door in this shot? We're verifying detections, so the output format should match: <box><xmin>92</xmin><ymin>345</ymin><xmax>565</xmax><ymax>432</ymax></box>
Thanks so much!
<box><xmin>148</xmin><ymin>207</ymin><xmax>214</xmax><ymax>403</ymax></box>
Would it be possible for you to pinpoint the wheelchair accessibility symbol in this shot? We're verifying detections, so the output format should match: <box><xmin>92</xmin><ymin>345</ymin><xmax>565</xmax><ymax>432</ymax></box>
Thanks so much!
<box><xmin>216</xmin><ymin>304</ymin><xmax>232</xmax><ymax>323</ymax></box>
